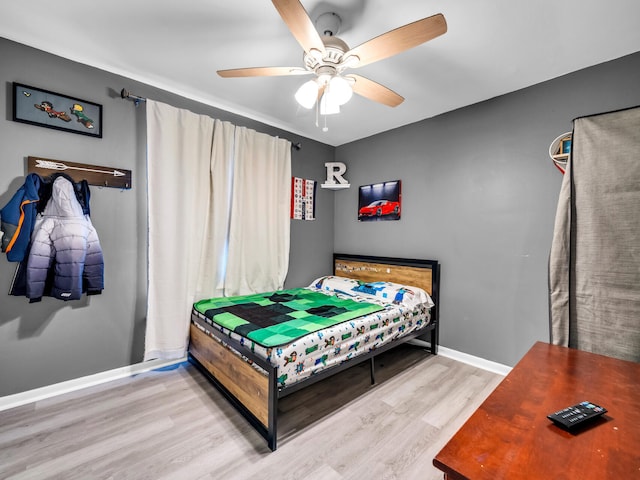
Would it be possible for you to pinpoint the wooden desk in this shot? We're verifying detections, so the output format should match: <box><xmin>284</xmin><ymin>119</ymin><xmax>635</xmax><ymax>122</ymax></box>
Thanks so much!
<box><xmin>433</xmin><ymin>341</ymin><xmax>640</xmax><ymax>479</ymax></box>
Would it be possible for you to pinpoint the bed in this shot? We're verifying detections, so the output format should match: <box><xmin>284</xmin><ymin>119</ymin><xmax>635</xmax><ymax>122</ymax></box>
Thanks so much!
<box><xmin>188</xmin><ymin>253</ymin><xmax>440</xmax><ymax>450</ymax></box>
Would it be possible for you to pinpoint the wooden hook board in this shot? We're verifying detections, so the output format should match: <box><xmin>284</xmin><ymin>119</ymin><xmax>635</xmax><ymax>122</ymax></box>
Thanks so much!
<box><xmin>28</xmin><ymin>156</ymin><xmax>132</xmax><ymax>189</ymax></box>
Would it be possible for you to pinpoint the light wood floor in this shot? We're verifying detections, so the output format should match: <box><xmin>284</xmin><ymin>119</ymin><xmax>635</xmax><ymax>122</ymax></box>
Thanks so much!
<box><xmin>0</xmin><ymin>345</ymin><xmax>503</xmax><ymax>480</ymax></box>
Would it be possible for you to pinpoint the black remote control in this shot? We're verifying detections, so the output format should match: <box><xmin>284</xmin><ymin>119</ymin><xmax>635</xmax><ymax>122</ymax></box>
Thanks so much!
<box><xmin>547</xmin><ymin>401</ymin><xmax>607</xmax><ymax>430</ymax></box>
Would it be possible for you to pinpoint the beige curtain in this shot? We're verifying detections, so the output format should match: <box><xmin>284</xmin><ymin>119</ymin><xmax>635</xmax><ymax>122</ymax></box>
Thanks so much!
<box><xmin>225</xmin><ymin>126</ymin><xmax>291</xmax><ymax>296</ymax></box>
<box><xmin>144</xmin><ymin>100</ymin><xmax>291</xmax><ymax>361</ymax></box>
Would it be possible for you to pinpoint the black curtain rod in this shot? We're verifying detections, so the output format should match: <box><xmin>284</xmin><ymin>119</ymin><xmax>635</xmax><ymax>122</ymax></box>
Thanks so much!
<box><xmin>120</xmin><ymin>88</ymin><xmax>301</xmax><ymax>151</ymax></box>
<box><xmin>120</xmin><ymin>88</ymin><xmax>146</xmax><ymax>106</ymax></box>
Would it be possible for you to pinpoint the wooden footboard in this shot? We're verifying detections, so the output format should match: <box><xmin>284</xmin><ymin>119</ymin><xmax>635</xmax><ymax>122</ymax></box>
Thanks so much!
<box><xmin>189</xmin><ymin>323</ymin><xmax>270</xmax><ymax>426</ymax></box>
<box><xmin>188</xmin><ymin>316</ymin><xmax>278</xmax><ymax>449</ymax></box>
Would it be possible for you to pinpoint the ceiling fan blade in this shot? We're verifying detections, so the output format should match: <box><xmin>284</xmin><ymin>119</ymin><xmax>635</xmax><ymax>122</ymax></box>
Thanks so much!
<box><xmin>272</xmin><ymin>0</ymin><xmax>325</xmax><ymax>54</ymax></box>
<box><xmin>217</xmin><ymin>66</ymin><xmax>311</xmax><ymax>78</ymax></box>
<box><xmin>348</xmin><ymin>74</ymin><xmax>404</xmax><ymax>107</ymax></box>
<box><xmin>346</xmin><ymin>14</ymin><xmax>447</xmax><ymax>68</ymax></box>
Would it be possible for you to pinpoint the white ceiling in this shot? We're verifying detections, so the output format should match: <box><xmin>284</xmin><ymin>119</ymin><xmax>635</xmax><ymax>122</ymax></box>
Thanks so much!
<box><xmin>2</xmin><ymin>0</ymin><xmax>640</xmax><ymax>146</ymax></box>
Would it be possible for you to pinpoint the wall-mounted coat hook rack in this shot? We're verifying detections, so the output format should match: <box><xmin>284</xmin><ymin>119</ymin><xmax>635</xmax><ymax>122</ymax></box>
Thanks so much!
<box><xmin>28</xmin><ymin>156</ymin><xmax>132</xmax><ymax>190</ymax></box>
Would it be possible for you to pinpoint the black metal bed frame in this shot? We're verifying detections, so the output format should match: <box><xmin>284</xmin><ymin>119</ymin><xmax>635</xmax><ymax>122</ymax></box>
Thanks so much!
<box><xmin>188</xmin><ymin>254</ymin><xmax>440</xmax><ymax>451</ymax></box>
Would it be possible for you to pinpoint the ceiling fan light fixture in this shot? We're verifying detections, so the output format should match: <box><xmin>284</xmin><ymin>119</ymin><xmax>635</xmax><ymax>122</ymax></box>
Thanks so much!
<box><xmin>319</xmin><ymin>92</ymin><xmax>340</xmax><ymax>115</ymax></box>
<box><xmin>295</xmin><ymin>79</ymin><xmax>319</xmax><ymax>109</ymax></box>
<box><xmin>328</xmin><ymin>75</ymin><xmax>353</xmax><ymax>106</ymax></box>
<box><xmin>218</xmin><ymin>2</ymin><xmax>448</xmax><ymax>129</ymax></box>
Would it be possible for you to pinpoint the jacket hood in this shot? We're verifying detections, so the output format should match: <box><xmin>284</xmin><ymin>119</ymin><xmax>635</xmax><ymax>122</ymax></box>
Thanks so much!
<box><xmin>24</xmin><ymin>173</ymin><xmax>41</xmax><ymax>200</ymax></box>
<box><xmin>43</xmin><ymin>177</ymin><xmax>84</xmax><ymax>218</ymax></box>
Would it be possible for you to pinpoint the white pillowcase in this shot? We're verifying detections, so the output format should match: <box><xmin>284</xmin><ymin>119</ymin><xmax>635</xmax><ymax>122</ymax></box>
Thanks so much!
<box><xmin>310</xmin><ymin>275</ymin><xmax>434</xmax><ymax>309</ymax></box>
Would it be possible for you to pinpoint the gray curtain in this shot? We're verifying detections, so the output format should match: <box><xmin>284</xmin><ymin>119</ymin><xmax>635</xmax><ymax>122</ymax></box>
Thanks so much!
<box><xmin>549</xmin><ymin>106</ymin><xmax>640</xmax><ymax>363</ymax></box>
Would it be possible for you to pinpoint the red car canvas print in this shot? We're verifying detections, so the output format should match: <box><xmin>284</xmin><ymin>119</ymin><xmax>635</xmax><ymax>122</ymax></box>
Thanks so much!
<box><xmin>358</xmin><ymin>180</ymin><xmax>401</xmax><ymax>221</ymax></box>
<box><xmin>359</xmin><ymin>200</ymin><xmax>400</xmax><ymax>217</ymax></box>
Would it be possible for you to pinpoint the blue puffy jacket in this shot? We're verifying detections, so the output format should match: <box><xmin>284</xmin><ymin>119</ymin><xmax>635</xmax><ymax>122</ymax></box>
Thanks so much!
<box><xmin>26</xmin><ymin>177</ymin><xmax>104</xmax><ymax>302</ymax></box>
<box><xmin>0</xmin><ymin>173</ymin><xmax>41</xmax><ymax>262</ymax></box>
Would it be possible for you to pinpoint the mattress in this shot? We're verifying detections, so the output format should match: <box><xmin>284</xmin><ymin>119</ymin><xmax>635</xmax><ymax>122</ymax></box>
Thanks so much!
<box><xmin>191</xmin><ymin>275</ymin><xmax>434</xmax><ymax>388</ymax></box>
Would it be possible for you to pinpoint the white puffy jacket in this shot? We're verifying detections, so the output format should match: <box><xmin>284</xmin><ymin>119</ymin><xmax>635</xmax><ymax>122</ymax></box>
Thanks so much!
<box><xmin>26</xmin><ymin>177</ymin><xmax>104</xmax><ymax>301</ymax></box>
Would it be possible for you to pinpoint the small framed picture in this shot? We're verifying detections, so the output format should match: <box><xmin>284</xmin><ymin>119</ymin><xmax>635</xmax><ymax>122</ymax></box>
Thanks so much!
<box><xmin>12</xmin><ymin>82</ymin><xmax>103</xmax><ymax>138</ymax></box>
<box><xmin>358</xmin><ymin>180</ymin><xmax>402</xmax><ymax>221</ymax></box>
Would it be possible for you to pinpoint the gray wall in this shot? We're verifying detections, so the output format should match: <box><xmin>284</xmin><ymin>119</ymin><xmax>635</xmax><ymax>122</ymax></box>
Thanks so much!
<box><xmin>334</xmin><ymin>51</ymin><xmax>640</xmax><ymax>366</ymax></box>
<box><xmin>0</xmin><ymin>38</ymin><xmax>334</xmax><ymax>397</ymax></box>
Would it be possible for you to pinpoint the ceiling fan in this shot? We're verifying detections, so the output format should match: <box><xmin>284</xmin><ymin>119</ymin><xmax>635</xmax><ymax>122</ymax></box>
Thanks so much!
<box><xmin>217</xmin><ymin>0</ymin><xmax>447</xmax><ymax>115</ymax></box>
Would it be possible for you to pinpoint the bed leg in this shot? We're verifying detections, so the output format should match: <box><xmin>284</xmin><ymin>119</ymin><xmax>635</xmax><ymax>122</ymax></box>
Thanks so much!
<box><xmin>370</xmin><ymin>357</ymin><xmax>376</xmax><ymax>385</ymax></box>
<box><xmin>431</xmin><ymin>325</ymin><xmax>438</xmax><ymax>355</ymax></box>
<box><xmin>268</xmin><ymin>367</ymin><xmax>278</xmax><ymax>451</ymax></box>
<box><xmin>408</xmin><ymin>329</ymin><xmax>439</xmax><ymax>355</ymax></box>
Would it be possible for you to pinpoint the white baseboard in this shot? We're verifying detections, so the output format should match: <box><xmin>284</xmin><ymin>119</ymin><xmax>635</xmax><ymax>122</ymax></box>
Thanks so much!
<box><xmin>438</xmin><ymin>346</ymin><xmax>512</xmax><ymax>376</ymax></box>
<box><xmin>407</xmin><ymin>338</ymin><xmax>512</xmax><ymax>376</ymax></box>
<box><xmin>0</xmin><ymin>343</ymin><xmax>511</xmax><ymax>413</ymax></box>
<box><xmin>0</xmin><ymin>357</ymin><xmax>187</xmax><ymax>412</ymax></box>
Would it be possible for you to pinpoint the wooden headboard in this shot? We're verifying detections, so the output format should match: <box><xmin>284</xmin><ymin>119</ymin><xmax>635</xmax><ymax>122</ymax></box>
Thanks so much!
<box><xmin>333</xmin><ymin>253</ymin><xmax>440</xmax><ymax>299</ymax></box>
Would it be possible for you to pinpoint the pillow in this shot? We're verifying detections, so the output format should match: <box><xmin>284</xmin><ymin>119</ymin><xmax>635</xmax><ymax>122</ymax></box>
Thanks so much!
<box><xmin>312</xmin><ymin>275</ymin><xmax>360</xmax><ymax>295</ymax></box>
<box><xmin>310</xmin><ymin>275</ymin><xmax>434</xmax><ymax>309</ymax></box>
